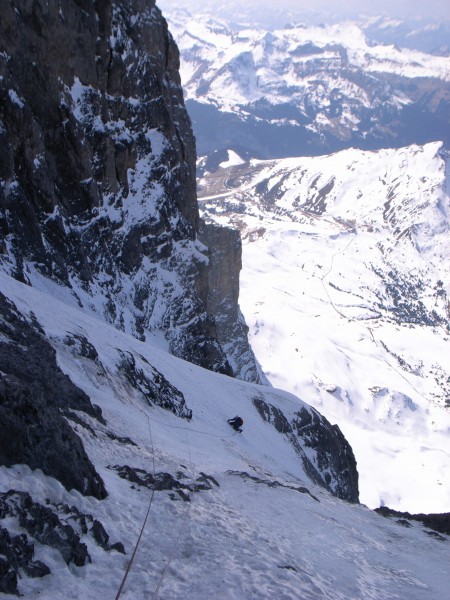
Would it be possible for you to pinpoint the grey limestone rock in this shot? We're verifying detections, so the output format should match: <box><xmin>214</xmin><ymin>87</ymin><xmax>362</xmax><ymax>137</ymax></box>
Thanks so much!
<box><xmin>0</xmin><ymin>491</ymin><xmax>90</xmax><ymax>567</ymax></box>
<box><xmin>375</xmin><ymin>506</ymin><xmax>450</xmax><ymax>537</ymax></box>
<box><xmin>199</xmin><ymin>221</ymin><xmax>269</xmax><ymax>383</ymax></box>
<box><xmin>0</xmin><ymin>527</ymin><xmax>51</xmax><ymax>580</ymax></box>
<box><xmin>253</xmin><ymin>396</ymin><xmax>359</xmax><ymax>502</ymax></box>
<box><xmin>109</xmin><ymin>464</ymin><xmax>219</xmax><ymax>501</ymax></box>
<box><xmin>292</xmin><ymin>406</ymin><xmax>359</xmax><ymax>503</ymax></box>
<box><xmin>118</xmin><ymin>349</ymin><xmax>193</xmax><ymax>419</ymax></box>
<box><xmin>0</xmin><ymin>550</ymin><xmax>19</xmax><ymax>595</ymax></box>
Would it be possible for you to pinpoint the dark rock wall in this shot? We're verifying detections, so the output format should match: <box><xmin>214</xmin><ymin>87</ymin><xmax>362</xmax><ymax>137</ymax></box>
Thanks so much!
<box><xmin>375</xmin><ymin>506</ymin><xmax>450</xmax><ymax>537</ymax></box>
<box><xmin>0</xmin><ymin>490</ymin><xmax>125</xmax><ymax>595</ymax></box>
<box><xmin>253</xmin><ymin>396</ymin><xmax>359</xmax><ymax>502</ymax></box>
<box><xmin>0</xmin><ymin>0</ymin><xmax>197</xmax><ymax>223</ymax></box>
<box><xmin>292</xmin><ymin>406</ymin><xmax>359</xmax><ymax>502</ymax></box>
<box><xmin>0</xmin><ymin>293</ymin><xmax>106</xmax><ymax>499</ymax></box>
<box><xmin>0</xmin><ymin>0</ymin><xmax>252</xmax><ymax>376</ymax></box>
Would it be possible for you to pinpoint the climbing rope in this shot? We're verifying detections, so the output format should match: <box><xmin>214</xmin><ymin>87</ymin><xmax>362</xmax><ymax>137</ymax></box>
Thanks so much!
<box><xmin>151</xmin><ymin>504</ymin><xmax>192</xmax><ymax>599</ymax></box>
<box><xmin>151</xmin><ymin>419</ymin><xmax>195</xmax><ymax>600</ymax></box>
<box><xmin>114</xmin><ymin>412</ymin><xmax>156</xmax><ymax>600</ymax></box>
<box><xmin>144</xmin><ymin>411</ymin><xmax>239</xmax><ymax>439</ymax></box>
<box><xmin>113</xmin><ymin>403</ymin><xmax>237</xmax><ymax>599</ymax></box>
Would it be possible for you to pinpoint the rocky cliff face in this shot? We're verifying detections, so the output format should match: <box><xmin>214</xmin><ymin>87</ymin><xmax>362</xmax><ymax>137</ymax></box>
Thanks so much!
<box><xmin>0</xmin><ymin>4</ymin><xmax>365</xmax><ymax>595</ymax></box>
<box><xmin>0</xmin><ymin>0</ymin><xmax>361</xmax><ymax>552</ymax></box>
<box><xmin>199</xmin><ymin>222</ymin><xmax>269</xmax><ymax>384</ymax></box>
<box><xmin>0</xmin><ymin>292</ymin><xmax>106</xmax><ymax>500</ymax></box>
<box><xmin>253</xmin><ymin>396</ymin><xmax>359</xmax><ymax>503</ymax></box>
<box><xmin>0</xmin><ymin>0</ymin><xmax>260</xmax><ymax>378</ymax></box>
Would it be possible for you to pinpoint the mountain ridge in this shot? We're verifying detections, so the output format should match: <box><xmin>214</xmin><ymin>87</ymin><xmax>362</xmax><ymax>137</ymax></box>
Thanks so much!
<box><xmin>164</xmin><ymin>9</ymin><xmax>450</xmax><ymax>158</ymax></box>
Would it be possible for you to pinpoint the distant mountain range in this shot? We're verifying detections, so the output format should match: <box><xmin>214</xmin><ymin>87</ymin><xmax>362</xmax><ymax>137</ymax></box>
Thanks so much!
<box><xmin>362</xmin><ymin>16</ymin><xmax>450</xmax><ymax>55</ymax></box>
<box><xmin>165</xmin><ymin>9</ymin><xmax>450</xmax><ymax>158</ymax></box>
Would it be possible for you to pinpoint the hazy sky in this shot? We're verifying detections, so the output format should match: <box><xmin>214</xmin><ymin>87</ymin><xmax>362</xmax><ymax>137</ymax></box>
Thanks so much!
<box><xmin>157</xmin><ymin>0</ymin><xmax>450</xmax><ymax>20</ymax></box>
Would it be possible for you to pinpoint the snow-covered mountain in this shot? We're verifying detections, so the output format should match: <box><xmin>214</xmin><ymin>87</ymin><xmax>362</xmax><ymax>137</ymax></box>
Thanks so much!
<box><xmin>0</xmin><ymin>1</ymin><xmax>449</xmax><ymax>597</ymax></box>
<box><xmin>0</xmin><ymin>271</ymin><xmax>449</xmax><ymax>599</ymax></box>
<box><xmin>198</xmin><ymin>141</ymin><xmax>450</xmax><ymax>514</ymax></box>
<box><xmin>164</xmin><ymin>9</ymin><xmax>450</xmax><ymax>158</ymax></box>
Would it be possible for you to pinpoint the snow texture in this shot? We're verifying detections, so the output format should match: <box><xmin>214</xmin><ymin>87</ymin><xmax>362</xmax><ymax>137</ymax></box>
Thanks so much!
<box><xmin>0</xmin><ymin>272</ymin><xmax>448</xmax><ymax>599</ymax></box>
<box><xmin>198</xmin><ymin>141</ymin><xmax>450</xmax><ymax>514</ymax></box>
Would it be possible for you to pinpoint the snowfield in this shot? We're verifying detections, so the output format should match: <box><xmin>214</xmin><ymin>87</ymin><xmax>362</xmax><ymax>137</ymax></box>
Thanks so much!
<box><xmin>2</xmin><ymin>2</ymin><xmax>449</xmax><ymax>598</ymax></box>
<box><xmin>0</xmin><ymin>271</ymin><xmax>449</xmax><ymax>599</ymax></box>
<box><xmin>198</xmin><ymin>141</ymin><xmax>450</xmax><ymax>515</ymax></box>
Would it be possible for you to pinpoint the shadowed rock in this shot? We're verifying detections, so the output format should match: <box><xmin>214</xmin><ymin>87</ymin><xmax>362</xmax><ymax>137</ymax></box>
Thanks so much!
<box><xmin>0</xmin><ymin>293</ymin><xmax>106</xmax><ymax>499</ymax></box>
<box><xmin>253</xmin><ymin>396</ymin><xmax>359</xmax><ymax>502</ymax></box>
<box><xmin>0</xmin><ymin>0</ymin><xmax>260</xmax><ymax>378</ymax></box>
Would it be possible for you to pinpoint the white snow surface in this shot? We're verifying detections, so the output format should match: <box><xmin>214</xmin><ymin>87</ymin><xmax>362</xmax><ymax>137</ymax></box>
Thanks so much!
<box><xmin>0</xmin><ymin>269</ymin><xmax>449</xmax><ymax>599</ymax></box>
<box><xmin>198</xmin><ymin>141</ymin><xmax>450</xmax><ymax>515</ymax></box>
<box><xmin>165</xmin><ymin>11</ymin><xmax>450</xmax><ymax>115</ymax></box>
<box><xmin>220</xmin><ymin>150</ymin><xmax>246</xmax><ymax>169</ymax></box>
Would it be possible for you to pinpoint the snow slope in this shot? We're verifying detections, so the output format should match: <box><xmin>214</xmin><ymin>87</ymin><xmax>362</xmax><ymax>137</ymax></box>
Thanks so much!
<box><xmin>198</xmin><ymin>141</ymin><xmax>450</xmax><ymax>514</ymax></box>
<box><xmin>0</xmin><ymin>271</ymin><xmax>448</xmax><ymax>599</ymax></box>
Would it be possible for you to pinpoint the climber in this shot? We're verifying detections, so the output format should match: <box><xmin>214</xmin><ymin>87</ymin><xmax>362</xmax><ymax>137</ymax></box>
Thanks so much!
<box><xmin>227</xmin><ymin>416</ymin><xmax>244</xmax><ymax>432</ymax></box>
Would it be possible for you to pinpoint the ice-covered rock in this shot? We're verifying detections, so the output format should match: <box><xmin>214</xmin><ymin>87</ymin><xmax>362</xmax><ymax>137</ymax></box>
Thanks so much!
<box><xmin>253</xmin><ymin>396</ymin><xmax>359</xmax><ymax>502</ymax></box>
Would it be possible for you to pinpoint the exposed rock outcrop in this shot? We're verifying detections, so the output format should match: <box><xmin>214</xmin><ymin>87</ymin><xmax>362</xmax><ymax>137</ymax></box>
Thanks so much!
<box><xmin>0</xmin><ymin>491</ymin><xmax>91</xmax><ymax>568</ymax></box>
<box><xmin>117</xmin><ymin>349</ymin><xmax>193</xmax><ymax>418</ymax></box>
<box><xmin>253</xmin><ymin>396</ymin><xmax>359</xmax><ymax>502</ymax></box>
<box><xmin>375</xmin><ymin>506</ymin><xmax>450</xmax><ymax>537</ymax></box>
<box><xmin>0</xmin><ymin>526</ymin><xmax>50</xmax><ymax>595</ymax></box>
<box><xmin>0</xmin><ymin>0</ymin><xmax>258</xmax><ymax>378</ymax></box>
<box><xmin>227</xmin><ymin>470</ymin><xmax>320</xmax><ymax>502</ymax></box>
<box><xmin>108</xmin><ymin>464</ymin><xmax>220</xmax><ymax>501</ymax></box>
<box><xmin>0</xmin><ymin>293</ymin><xmax>106</xmax><ymax>499</ymax></box>
<box><xmin>199</xmin><ymin>221</ymin><xmax>268</xmax><ymax>384</ymax></box>
<box><xmin>0</xmin><ymin>490</ymin><xmax>125</xmax><ymax>595</ymax></box>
